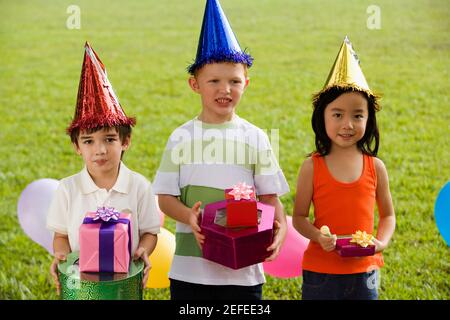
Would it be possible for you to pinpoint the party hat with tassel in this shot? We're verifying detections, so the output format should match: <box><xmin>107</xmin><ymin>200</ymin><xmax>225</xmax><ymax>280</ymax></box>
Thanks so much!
<box><xmin>67</xmin><ymin>42</ymin><xmax>135</xmax><ymax>135</ymax></box>
<box><xmin>322</xmin><ymin>36</ymin><xmax>372</xmax><ymax>95</ymax></box>
<box><xmin>188</xmin><ymin>0</ymin><xmax>253</xmax><ymax>74</ymax></box>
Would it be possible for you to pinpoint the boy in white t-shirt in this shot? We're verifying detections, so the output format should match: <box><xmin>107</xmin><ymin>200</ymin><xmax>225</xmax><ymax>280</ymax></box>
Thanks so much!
<box><xmin>47</xmin><ymin>42</ymin><xmax>160</xmax><ymax>295</ymax></box>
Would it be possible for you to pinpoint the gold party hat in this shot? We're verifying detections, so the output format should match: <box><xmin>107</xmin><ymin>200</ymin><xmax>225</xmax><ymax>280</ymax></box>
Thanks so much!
<box><xmin>323</xmin><ymin>36</ymin><xmax>371</xmax><ymax>94</ymax></box>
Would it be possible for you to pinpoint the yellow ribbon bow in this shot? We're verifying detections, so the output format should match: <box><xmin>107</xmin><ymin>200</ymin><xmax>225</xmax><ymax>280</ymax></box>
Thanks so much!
<box><xmin>350</xmin><ymin>230</ymin><xmax>374</xmax><ymax>247</ymax></box>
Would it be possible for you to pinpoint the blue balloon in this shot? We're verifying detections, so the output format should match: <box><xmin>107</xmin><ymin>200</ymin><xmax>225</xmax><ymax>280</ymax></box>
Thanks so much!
<box><xmin>435</xmin><ymin>181</ymin><xmax>450</xmax><ymax>246</ymax></box>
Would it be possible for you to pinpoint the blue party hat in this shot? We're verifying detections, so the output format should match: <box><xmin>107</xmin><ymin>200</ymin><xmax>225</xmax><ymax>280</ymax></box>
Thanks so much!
<box><xmin>188</xmin><ymin>0</ymin><xmax>253</xmax><ymax>74</ymax></box>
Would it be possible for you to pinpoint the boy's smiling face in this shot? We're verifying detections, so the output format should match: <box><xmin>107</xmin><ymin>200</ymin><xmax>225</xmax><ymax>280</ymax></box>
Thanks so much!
<box><xmin>189</xmin><ymin>62</ymin><xmax>249</xmax><ymax>124</ymax></box>
<box><xmin>74</xmin><ymin>127</ymin><xmax>130</xmax><ymax>179</ymax></box>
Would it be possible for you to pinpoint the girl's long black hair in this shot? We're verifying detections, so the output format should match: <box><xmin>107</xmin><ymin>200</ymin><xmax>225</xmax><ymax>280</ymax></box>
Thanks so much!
<box><xmin>311</xmin><ymin>85</ymin><xmax>381</xmax><ymax>156</ymax></box>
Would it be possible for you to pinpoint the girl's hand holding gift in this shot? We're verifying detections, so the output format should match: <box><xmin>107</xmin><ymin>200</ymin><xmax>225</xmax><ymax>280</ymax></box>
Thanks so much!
<box><xmin>318</xmin><ymin>225</ymin><xmax>337</xmax><ymax>252</ymax></box>
<box><xmin>188</xmin><ymin>201</ymin><xmax>205</xmax><ymax>249</ymax></box>
<box><xmin>372</xmin><ymin>238</ymin><xmax>386</xmax><ymax>253</ymax></box>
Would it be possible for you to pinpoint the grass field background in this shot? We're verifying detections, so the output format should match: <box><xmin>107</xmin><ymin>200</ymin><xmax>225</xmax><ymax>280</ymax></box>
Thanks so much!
<box><xmin>0</xmin><ymin>0</ymin><xmax>449</xmax><ymax>299</ymax></box>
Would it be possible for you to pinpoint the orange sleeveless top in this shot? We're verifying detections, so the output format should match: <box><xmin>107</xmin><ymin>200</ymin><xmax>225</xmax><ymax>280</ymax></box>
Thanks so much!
<box><xmin>302</xmin><ymin>153</ymin><xmax>384</xmax><ymax>274</ymax></box>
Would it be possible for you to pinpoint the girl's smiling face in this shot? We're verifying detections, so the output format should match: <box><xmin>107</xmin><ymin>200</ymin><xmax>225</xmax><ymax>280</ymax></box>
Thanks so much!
<box><xmin>324</xmin><ymin>91</ymin><xmax>369</xmax><ymax>150</ymax></box>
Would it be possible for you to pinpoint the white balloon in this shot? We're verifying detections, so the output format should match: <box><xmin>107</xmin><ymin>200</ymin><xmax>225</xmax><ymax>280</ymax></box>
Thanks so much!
<box><xmin>17</xmin><ymin>178</ymin><xmax>59</xmax><ymax>254</ymax></box>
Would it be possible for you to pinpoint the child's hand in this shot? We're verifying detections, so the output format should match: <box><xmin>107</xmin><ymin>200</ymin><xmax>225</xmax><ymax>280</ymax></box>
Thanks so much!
<box><xmin>372</xmin><ymin>237</ymin><xmax>385</xmax><ymax>253</ymax></box>
<box><xmin>133</xmin><ymin>247</ymin><xmax>152</xmax><ymax>289</ymax></box>
<box><xmin>318</xmin><ymin>225</ymin><xmax>337</xmax><ymax>252</ymax></box>
<box><xmin>188</xmin><ymin>201</ymin><xmax>205</xmax><ymax>249</ymax></box>
<box><xmin>50</xmin><ymin>252</ymin><xmax>67</xmax><ymax>296</ymax></box>
<box><xmin>318</xmin><ymin>233</ymin><xmax>337</xmax><ymax>252</ymax></box>
<box><xmin>265</xmin><ymin>220</ymin><xmax>284</xmax><ymax>262</ymax></box>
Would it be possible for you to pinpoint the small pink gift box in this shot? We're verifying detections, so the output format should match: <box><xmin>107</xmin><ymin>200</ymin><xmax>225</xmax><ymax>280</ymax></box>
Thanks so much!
<box><xmin>335</xmin><ymin>237</ymin><xmax>375</xmax><ymax>257</ymax></box>
<box><xmin>201</xmin><ymin>200</ymin><xmax>274</xmax><ymax>269</ymax></box>
<box><xmin>79</xmin><ymin>210</ymin><xmax>132</xmax><ymax>273</ymax></box>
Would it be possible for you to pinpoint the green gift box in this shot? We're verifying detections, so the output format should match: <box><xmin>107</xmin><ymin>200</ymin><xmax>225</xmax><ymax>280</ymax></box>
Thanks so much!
<box><xmin>58</xmin><ymin>251</ymin><xmax>143</xmax><ymax>300</ymax></box>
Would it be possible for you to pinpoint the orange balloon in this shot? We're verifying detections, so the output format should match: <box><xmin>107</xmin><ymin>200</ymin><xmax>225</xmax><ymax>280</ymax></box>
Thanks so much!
<box><xmin>146</xmin><ymin>227</ymin><xmax>175</xmax><ymax>288</ymax></box>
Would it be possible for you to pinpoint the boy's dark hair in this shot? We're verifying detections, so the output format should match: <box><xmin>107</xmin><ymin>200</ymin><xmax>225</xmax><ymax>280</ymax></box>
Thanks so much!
<box><xmin>192</xmin><ymin>62</ymin><xmax>249</xmax><ymax>78</ymax></box>
<box><xmin>311</xmin><ymin>85</ymin><xmax>381</xmax><ymax>157</ymax></box>
<box><xmin>70</xmin><ymin>125</ymin><xmax>132</xmax><ymax>159</ymax></box>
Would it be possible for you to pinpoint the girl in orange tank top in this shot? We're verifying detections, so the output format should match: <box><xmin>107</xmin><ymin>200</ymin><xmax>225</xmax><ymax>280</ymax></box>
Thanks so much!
<box><xmin>293</xmin><ymin>39</ymin><xmax>396</xmax><ymax>299</ymax></box>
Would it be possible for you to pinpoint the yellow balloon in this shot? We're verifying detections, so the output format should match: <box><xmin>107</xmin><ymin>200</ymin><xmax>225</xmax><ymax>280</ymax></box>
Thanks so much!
<box><xmin>146</xmin><ymin>227</ymin><xmax>175</xmax><ymax>288</ymax></box>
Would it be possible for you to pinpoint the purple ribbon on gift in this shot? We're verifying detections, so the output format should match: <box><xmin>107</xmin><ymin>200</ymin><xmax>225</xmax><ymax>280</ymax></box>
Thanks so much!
<box><xmin>83</xmin><ymin>207</ymin><xmax>131</xmax><ymax>273</ymax></box>
<box><xmin>93</xmin><ymin>206</ymin><xmax>120</xmax><ymax>222</ymax></box>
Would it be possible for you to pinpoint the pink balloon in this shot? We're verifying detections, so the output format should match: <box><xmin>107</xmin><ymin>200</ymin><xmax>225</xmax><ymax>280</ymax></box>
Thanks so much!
<box><xmin>154</xmin><ymin>195</ymin><xmax>165</xmax><ymax>227</ymax></box>
<box><xmin>17</xmin><ymin>178</ymin><xmax>59</xmax><ymax>254</ymax></box>
<box><xmin>263</xmin><ymin>216</ymin><xmax>309</xmax><ymax>278</ymax></box>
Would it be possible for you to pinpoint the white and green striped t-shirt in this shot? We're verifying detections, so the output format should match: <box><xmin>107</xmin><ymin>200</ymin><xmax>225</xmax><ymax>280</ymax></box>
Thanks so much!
<box><xmin>153</xmin><ymin>115</ymin><xmax>289</xmax><ymax>286</ymax></box>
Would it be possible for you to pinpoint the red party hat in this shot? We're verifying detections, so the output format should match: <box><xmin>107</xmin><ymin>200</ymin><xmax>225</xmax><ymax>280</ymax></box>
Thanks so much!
<box><xmin>67</xmin><ymin>42</ymin><xmax>135</xmax><ymax>135</ymax></box>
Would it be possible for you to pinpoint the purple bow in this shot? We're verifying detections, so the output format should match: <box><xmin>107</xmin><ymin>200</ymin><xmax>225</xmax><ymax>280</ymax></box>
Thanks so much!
<box><xmin>93</xmin><ymin>206</ymin><xmax>120</xmax><ymax>222</ymax></box>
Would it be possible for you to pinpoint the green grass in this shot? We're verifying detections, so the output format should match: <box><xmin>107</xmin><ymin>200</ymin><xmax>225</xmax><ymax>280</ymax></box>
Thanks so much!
<box><xmin>1</xmin><ymin>0</ymin><xmax>449</xmax><ymax>300</ymax></box>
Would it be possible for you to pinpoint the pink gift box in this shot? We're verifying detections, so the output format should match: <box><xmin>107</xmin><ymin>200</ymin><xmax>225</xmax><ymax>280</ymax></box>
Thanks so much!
<box><xmin>335</xmin><ymin>237</ymin><xmax>375</xmax><ymax>257</ymax></box>
<box><xmin>201</xmin><ymin>200</ymin><xmax>274</xmax><ymax>269</ymax></box>
<box><xmin>79</xmin><ymin>212</ymin><xmax>132</xmax><ymax>273</ymax></box>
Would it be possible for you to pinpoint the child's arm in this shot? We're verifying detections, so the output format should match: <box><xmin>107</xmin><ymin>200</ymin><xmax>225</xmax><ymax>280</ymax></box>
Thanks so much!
<box><xmin>133</xmin><ymin>233</ymin><xmax>158</xmax><ymax>288</ymax></box>
<box><xmin>373</xmin><ymin>158</ymin><xmax>396</xmax><ymax>252</ymax></box>
<box><xmin>293</xmin><ymin>158</ymin><xmax>336</xmax><ymax>251</ymax></box>
<box><xmin>49</xmin><ymin>232</ymin><xmax>71</xmax><ymax>296</ymax></box>
<box><xmin>259</xmin><ymin>194</ymin><xmax>287</xmax><ymax>261</ymax></box>
<box><xmin>158</xmin><ymin>195</ymin><xmax>204</xmax><ymax>247</ymax></box>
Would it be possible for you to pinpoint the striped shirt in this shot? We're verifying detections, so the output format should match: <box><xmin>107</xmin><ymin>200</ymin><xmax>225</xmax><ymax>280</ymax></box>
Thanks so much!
<box><xmin>153</xmin><ymin>115</ymin><xmax>289</xmax><ymax>285</ymax></box>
